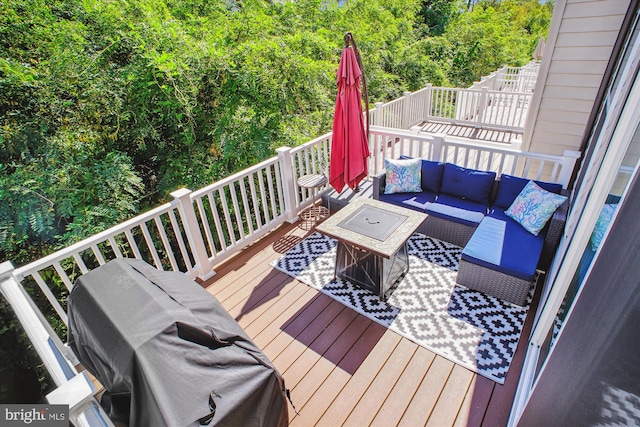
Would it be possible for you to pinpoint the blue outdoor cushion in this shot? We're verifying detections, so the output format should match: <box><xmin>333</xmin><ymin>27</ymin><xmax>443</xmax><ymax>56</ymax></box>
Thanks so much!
<box><xmin>494</xmin><ymin>174</ymin><xmax>563</xmax><ymax>209</ymax></box>
<box><xmin>378</xmin><ymin>191</ymin><xmax>437</xmax><ymax>213</ymax></box>
<box><xmin>420</xmin><ymin>160</ymin><xmax>445</xmax><ymax>193</ymax></box>
<box><xmin>462</xmin><ymin>209</ymin><xmax>545</xmax><ymax>281</ymax></box>
<box><xmin>426</xmin><ymin>194</ymin><xmax>487</xmax><ymax>227</ymax></box>
<box><xmin>440</xmin><ymin>163</ymin><xmax>496</xmax><ymax>205</ymax></box>
<box><xmin>399</xmin><ymin>156</ymin><xmax>445</xmax><ymax>193</ymax></box>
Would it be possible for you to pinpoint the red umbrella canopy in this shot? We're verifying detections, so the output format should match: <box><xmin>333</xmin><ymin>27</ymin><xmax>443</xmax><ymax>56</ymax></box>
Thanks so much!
<box><xmin>329</xmin><ymin>46</ymin><xmax>370</xmax><ymax>193</ymax></box>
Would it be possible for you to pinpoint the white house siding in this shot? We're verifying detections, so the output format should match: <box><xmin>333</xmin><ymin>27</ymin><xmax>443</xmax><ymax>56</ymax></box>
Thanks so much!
<box><xmin>523</xmin><ymin>0</ymin><xmax>630</xmax><ymax>156</ymax></box>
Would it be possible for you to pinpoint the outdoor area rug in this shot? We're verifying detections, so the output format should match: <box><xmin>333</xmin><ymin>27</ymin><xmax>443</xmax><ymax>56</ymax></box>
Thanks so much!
<box><xmin>271</xmin><ymin>231</ymin><xmax>531</xmax><ymax>384</ymax></box>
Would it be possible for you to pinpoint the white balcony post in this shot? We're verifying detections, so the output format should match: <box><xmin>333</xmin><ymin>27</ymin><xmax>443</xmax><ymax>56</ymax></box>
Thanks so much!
<box><xmin>374</xmin><ymin>102</ymin><xmax>384</xmax><ymax>127</ymax></box>
<box><xmin>402</xmin><ymin>91</ymin><xmax>412</xmax><ymax>129</ymax></box>
<box><xmin>424</xmin><ymin>84</ymin><xmax>433</xmax><ymax>122</ymax></box>
<box><xmin>557</xmin><ymin>150</ymin><xmax>582</xmax><ymax>189</ymax></box>
<box><xmin>477</xmin><ymin>87</ymin><xmax>489</xmax><ymax>127</ymax></box>
<box><xmin>170</xmin><ymin>188</ymin><xmax>215</xmax><ymax>280</ymax></box>
<box><xmin>276</xmin><ymin>147</ymin><xmax>299</xmax><ymax>223</ymax></box>
<box><xmin>432</xmin><ymin>133</ymin><xmax>446</xmax><ymax>163</ymax></box>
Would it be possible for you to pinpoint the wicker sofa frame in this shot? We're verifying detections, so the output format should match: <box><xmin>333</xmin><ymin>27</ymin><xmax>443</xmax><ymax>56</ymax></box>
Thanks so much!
<box><xmin>372</xmin><ymin>171</ymin><xmax>569</xmax><ymax>306</ymax></box>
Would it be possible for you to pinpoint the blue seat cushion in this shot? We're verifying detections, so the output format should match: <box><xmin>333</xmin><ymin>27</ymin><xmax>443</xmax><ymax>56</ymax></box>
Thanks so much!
<box><xmin>461</xmin><ymin>209</ymin><xmax>545</xmax><ymax>282</ymax></box>
<box><xmin>426</xmin><ymin>194</ymin><xmax>486</xmax><ymax>227</ymax></box>
<box><xmin>440</xmin><ymin>163</ymin><xmax>496</xmax><ymax>204</ymax></box>
<box><xmin>378</xmin><ymin>191</ymin><xmax>438</xmax><ymax>213</ymax></box>
<box><xmin>493</xmin><ymin>174</ymin><xmax>563</xmax><ymax>209</ymax></box>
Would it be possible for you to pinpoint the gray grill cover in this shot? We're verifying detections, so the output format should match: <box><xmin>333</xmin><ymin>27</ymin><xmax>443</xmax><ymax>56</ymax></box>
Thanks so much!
<box><xmin>68</xmin><ymin>258</ymin><xmax>289</xmax><ymax>427</ymax></box>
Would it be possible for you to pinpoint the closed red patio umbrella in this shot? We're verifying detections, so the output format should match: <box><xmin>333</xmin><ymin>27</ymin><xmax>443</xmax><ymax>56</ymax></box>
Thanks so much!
<box><xmin>329</xmin><ymin>32</ymin><xmax>370</xmax><ymax>193</ymax></box>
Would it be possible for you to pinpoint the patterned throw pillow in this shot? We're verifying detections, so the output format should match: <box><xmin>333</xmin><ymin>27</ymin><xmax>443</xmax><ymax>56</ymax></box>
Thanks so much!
<box><xmin>590</xmin><ymin>203</ymin><xmax>617</xmax><ymax>251</ymax></box>
<box><xmin>505</xmin><ymin>180</ymin><xmax>568</xmax><ymax>236</ymax></box>
<box><xmin>384</xmin><ymin>158</ymin><xmax>422</xmax><ymax>194</ymax></box>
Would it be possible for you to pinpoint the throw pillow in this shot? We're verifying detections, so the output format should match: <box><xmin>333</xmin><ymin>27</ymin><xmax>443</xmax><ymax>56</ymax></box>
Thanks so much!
<box><xmin>384</xmin><ymin>158</ymin><xmax>422</xmax><ymax>194</ymax></box>
<box><xmin>590</xmin><ymin>203</ymin><xmax>617</xmax><ymax>251</ymax></box>
<box><xmin>506</xmin><ymin>180</ymin><xmax>568</xmax><ymax>235</ymax></box>
<box><xmin>440</xmin><ymin>163</ymin><xmax>496</xmax><ymax>204</ymax></box>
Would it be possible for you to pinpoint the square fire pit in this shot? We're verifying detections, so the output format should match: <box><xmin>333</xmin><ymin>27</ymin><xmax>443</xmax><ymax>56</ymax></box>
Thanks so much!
<box><xmin>316</xmin><ymin>198</ymin><xmax>427</xmax><ymax>300</ymax></box>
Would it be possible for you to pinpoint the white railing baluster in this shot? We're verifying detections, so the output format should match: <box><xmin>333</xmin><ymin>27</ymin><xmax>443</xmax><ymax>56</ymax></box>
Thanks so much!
<box><xmin>248</xmin><ymin>174</ymin><xmax>263</xmax><ymax>230</ymax></box>
<box><xmin>257</xmin><ymin>167</ymin><xmax>270</xmax><ymax>221</ymax></box>
<box><xmin>72</xmin><ymin>253</ymin><xmax>89</xmax><ymax>275</ymax></box>
<box><xmin>205</xmin><ymin>192</ymin><xmax>226</xmax><ymax>252</ymax></box>
<box><xmin>239</xmin><ymin>177</ymin><xmax>255</xmax><ymax>236</ymax></box>
<box><xmin>535</xmin><ymin>160</ymin><xmax>546</xmax><ymax>180</ymax></box>
<box><xmin>168</xmin><ymin>209</ymin><xmax>191</xmax><ymax>270</ymax></box>
<box><xmin>32</xmin><ymin>271</ymin><xmax>68</xmax><ymax>325</ymax></box>
<box><xmin>266</xmin><ymin>164</ymin><xmax>278</xmax><ymax>222</ymax></box>
<box><xmin>108</xmin><ymin>237</ymin><xmax>123</xmax><ymax>258</ymax></box>
<box><xmin>124</xmin><ymin>229</ymin><xmax>143</xmax><ymax>259</ymax></box>
<box><xmin>218</xmin><ymin>188</ymin><xmax>237</xmax><ymax>247</ymax></box>
<box><xmin>140</xmin><ymin>222</ymin><xmax>163</xmax><ymax>270</ymax></box>
<box><xmin>90</xmin><ymin>244</ymin><xmax>106</xmax><ymax>266</ymax></box>
<box><xmin>229</xmin><ymin>181</ymin><xmax>245</xmax><ymax>240</ymax></box>
<box><xmin>52</xmin><ymin>262</ymin><xmax>73</xmax><ymax>292</ymax></box>
<box><xmin>154</xmin><ymin>216</ymin><xmax>179</xmax><ymax>272</ymax></box>
<box><xmin>273</xmin><ymin>162</ymin><xmax>285</xmax><ymax>211</ymax></box>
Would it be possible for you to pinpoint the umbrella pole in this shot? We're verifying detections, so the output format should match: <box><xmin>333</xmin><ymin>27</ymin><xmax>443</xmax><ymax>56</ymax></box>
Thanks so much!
<box><xmin>344</xmin><ymin>32</ymin><xmax>369</xmax><ymax>192</ymax></box>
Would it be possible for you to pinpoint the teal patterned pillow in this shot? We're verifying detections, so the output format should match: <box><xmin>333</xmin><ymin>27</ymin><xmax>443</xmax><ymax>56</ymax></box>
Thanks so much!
<box><xmin>505</xmin><ymin>180</ymin><xmax>567</xmax><ymax>236</ymax></box>
<box><xmin>590</xmin><ymin>203</ymin><xmax>617</xmax><ymax>250</ymax></box>
<box><xmin>384</xmin><ymin>158</ymin><xmax>422</xmax><ymax>194</ymax></box>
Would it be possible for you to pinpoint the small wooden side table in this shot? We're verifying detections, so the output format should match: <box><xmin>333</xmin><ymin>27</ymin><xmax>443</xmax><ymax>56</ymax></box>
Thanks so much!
<box><xmin>297</xmin><ymin>174</ymin><xmax>329</xmax><ymax>227</ymax></box>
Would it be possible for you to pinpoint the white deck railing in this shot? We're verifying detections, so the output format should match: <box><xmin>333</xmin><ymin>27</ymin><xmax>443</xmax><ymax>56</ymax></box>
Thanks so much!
<box><xmin>470</xmin><ymin>63</ymin><xmax>540</xmax><ymax>92</ymax></box>
<box><xmin>369</xmin><ymin>63</ymin><xmax>538</xmax><ymax>131</ymax></box>
<box><xmin>368</xmin><ymin>127</ymin><xmax>580</xmax><ymax>185</ymax></box>
<box><xmin>0</xmin><ymin>64</ymin><xmax>554</xmax><ymax>426</ymax></box>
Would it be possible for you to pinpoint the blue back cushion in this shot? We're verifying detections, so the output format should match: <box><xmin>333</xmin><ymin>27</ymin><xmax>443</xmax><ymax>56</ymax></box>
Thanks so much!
<box><xmin>420</xmin><ymin>160</ymin><xmax>445</xmax><ymax>193</ymax></box>
<box><xmin>399</xmin><ymin>156</ymin><xmax>444</xmax><ymax>193</ymax></box>
<box><xmin>494</xmin><ymin>174</ymin><xmax>563</xmax><ymax>209</ymax></box>
<box><xmin>440</xmin><ymin>163</ymin><xmax>496</xmax><ymax>204</ymax></box>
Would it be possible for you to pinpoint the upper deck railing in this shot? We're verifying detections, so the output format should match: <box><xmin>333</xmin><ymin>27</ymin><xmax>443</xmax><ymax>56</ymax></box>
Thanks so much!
<box><xmin>0</xmin><ymin>63</ymin><xmax>559</xmax><ymax>426</ymax></box>
<box><xmin>369</xmin><ymin>62</ymin><xmax>538</xmax><ymax>131</ymax></box>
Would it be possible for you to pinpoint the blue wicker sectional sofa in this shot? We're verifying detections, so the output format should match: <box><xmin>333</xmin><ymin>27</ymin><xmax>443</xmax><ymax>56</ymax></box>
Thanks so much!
<box><xmin>372</xmin><ymin>158</ymin><xmax>568</xmax><ymax>306</ymax></box>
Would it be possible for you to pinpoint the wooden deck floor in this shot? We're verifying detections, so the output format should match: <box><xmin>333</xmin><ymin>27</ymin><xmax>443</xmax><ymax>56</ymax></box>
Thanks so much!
<box><xmin>203</xmin><ymin>220</ymin><xmax>538</xmax><ymax>427</ymax></box>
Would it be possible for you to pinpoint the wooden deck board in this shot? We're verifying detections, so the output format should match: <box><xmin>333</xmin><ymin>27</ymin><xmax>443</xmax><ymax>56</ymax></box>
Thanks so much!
<box><xmin>204</xmin><ymin>221</ymin><xmax>531</xmax><ymax>426</ymax></box>
<box><xmin>343</xmin><ymin>338</ymin><xmax>418</xmax><ymax>426</ymax></box>
<box><xmin>370</xmin><ymin>346</ymin><xmax>436</xmax><ymax>427</ymax></box>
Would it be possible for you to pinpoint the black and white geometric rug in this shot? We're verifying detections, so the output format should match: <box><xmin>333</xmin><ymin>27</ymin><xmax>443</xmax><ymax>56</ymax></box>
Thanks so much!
<box><xmin>271</xmin><ymin>232</ymin><xmax>531</xmax><ymax>384</ymax></box>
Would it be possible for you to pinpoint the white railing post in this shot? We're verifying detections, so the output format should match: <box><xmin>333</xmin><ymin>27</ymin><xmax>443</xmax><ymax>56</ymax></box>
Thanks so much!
<box><xmin>276</xmin><ymin>147</ymin><xmax>299</xmax><ymax>223</ymax></box>
<box><xmin>432</xmin><ymin>133</ymin><xmax>446</xmax><ymax>162</ymax></box>
<box><xmin>557</xmin><ymin>150</ymin><xmax>582</xmax><ymax>189</ymax></box>
<box><xmin>476</xmin><ymin>87</ymin><xmax>489</xmax><ymax>127</ymax></box>
<box><xmin>402</xmin><ymin>91</ymin><xmax>412</xmax><ymax>129</ymax></box>
<box><xmin>424</xmin><ymin>84</ymin><xmax>433</xmax><ymax>122</ymax></box>
<box><xmin>170</xmin><ymin>188</ymin><xmax>215</xmax><ymax>280</ymax></box>
<box><xmin>374</xmin><ymin>102</ymin><xmax>384</xmax><ymax>127</ymax></box>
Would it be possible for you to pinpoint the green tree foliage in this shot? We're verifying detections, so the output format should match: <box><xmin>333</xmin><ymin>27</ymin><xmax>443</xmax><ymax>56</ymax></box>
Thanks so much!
<box><xmin>1</xmin><ymin>0</ymin><xmax>552</xmax><ymax>263</ymax></box>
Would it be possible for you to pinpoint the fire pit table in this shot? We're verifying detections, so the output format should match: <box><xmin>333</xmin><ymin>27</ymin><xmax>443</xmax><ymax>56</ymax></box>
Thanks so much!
<box><xmin>316</xmin><ymin>198</ymin><xmax>427</xmax><ymax>300</ymax></box>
